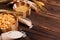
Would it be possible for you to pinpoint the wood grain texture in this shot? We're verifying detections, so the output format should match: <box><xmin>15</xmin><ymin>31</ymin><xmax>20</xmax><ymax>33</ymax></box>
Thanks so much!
<box><xmin>0</xmin><ymin>0</ymin><xmax>60</xmax><ymax>40</ymax></box>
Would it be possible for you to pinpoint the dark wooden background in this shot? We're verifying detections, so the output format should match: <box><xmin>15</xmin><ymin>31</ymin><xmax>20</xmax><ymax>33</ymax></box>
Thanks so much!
<box><xmin>0</xmin><ymin>0</ymin><xmax>60</xmax><ymax>40</ymax></box>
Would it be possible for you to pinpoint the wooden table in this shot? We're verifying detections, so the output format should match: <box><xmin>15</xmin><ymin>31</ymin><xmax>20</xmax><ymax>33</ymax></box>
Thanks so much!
<box><xmin>0</xmin><ymin>2</ymin><xmax>60</xmax><ymax>40</ymax></box>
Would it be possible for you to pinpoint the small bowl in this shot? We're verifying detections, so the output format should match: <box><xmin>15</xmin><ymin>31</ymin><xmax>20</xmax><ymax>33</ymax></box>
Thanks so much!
<box><xmin>6</xmin><ymin>31</ymin><xmax>24</xmax><ymax>39</ymax></box>
<box><xmin>0</xmin><ymin>10</ymin><xmax>18</xmax><ymax>32</ymax></box>
<box><xmin>13</xmin><ymin>1</ymin><xmax>31</xmax><ymax>18</ymax></box>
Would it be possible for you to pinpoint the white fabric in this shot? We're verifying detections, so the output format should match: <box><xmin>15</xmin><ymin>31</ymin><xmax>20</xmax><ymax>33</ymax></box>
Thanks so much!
<box><xmin>1</xmin><ymin>31</ymin><xmax>25</xmax><ymax>40</ymax></box>
<box><xmin>18</xmin><ymin>17</ymin><xmax>33</xmax><ymax>28</ymax></box>
<box><xmin>13</xmin><ymin>4</ymin><xmax>17</xmax><ymax>9</ymax></box>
